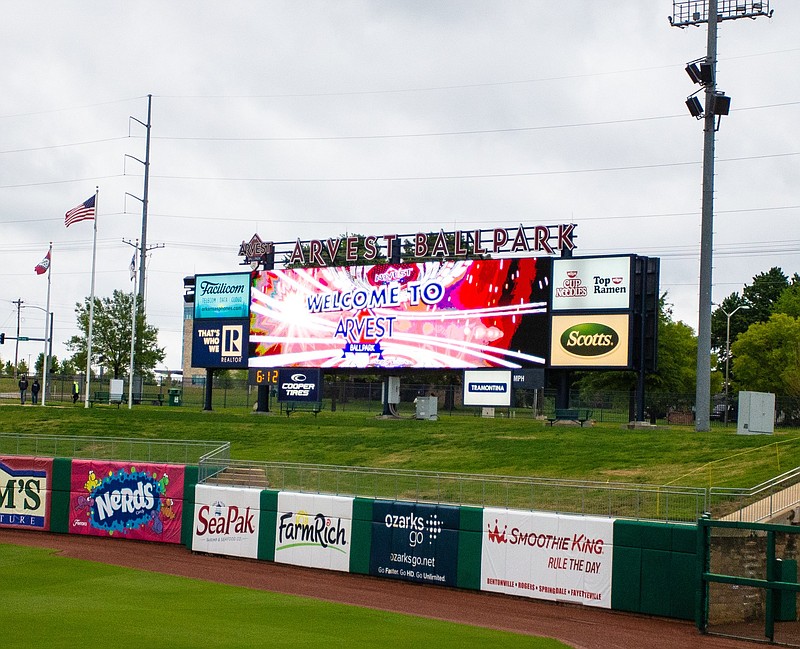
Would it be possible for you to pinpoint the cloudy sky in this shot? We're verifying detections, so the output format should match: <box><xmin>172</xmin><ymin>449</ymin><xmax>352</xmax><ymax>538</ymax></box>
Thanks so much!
<box><xmin>1</xmin><ymin>1</ymin><xmax>798</xmax><ymax>373</ymax></box>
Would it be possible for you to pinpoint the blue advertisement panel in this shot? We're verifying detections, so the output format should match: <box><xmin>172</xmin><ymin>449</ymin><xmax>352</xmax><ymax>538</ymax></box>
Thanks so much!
<box><xmin>369</xmin><ymin>500</ymin><xmax>460</xmax><ymax>586</ymax></box>
<box><xmin>276</xmin><ymin>368</ymin><xmax>322</xmax><ymax>402</ymax></box>
<box><xmin>191</xmin><ymin>318</ymin><xmax>249</xmax><ymax>369</ymax></box>
<box><xmin>194</xmin><ymin>273</ymin><xmax>251</xmax><ymax>320</ymax></box>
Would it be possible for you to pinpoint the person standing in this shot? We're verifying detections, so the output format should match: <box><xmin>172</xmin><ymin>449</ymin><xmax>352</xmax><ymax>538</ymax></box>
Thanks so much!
<box><xmin>31</xmin><ymin>378</ymin><xmax>40</xmax><ymax>405</ymax></box>
<box><xmin>72</xmin><ymin>380</ymin><xmax>80</xmax><ymax>404</ymax></box>
<box><xmin>18</xmin><ymin>375</ymin><xmax>29</xmax><ymax>404</ymax></box>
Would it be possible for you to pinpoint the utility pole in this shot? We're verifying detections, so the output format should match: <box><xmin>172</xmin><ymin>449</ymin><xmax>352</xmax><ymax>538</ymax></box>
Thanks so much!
<box><xmin>127</xmin><ymin>94</ymin><xmax>152</xmax><ymax>306</ymax></box>
<box><xmin>12</xmin><ymin>298</ymin><xmax>22</xmax><ymax>378</ymax></box>
<box><xmin>670</xmin><ymin>0</ymin><xmax>773</xmax><ymax>432</ymax></box>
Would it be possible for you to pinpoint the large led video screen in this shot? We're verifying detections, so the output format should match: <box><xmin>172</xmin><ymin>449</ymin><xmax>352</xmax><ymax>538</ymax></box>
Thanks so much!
<box><xmin>249</xmin><ymin>258</ymin><xmax>551</xmax><ymax>369</ymax></box>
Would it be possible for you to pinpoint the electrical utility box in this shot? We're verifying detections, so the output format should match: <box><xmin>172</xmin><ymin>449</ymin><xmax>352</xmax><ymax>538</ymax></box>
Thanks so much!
<box><xmin>415</xmin><ymin>396</ymin><xmax>438</xmax><ymax>420</ymax></box>
<box><xmin>385</xmin><ymin>376</ymin><xmax>401</xmax><ymax>405</ymax></box>
<box><xmin>737</xmin><ymin>391</ymin><xmax>775</xmax><ymax>435</ymax></box>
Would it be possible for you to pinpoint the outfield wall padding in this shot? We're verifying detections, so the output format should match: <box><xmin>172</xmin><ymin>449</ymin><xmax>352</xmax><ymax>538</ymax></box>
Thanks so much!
<box><xmin>1</xmin><ymin>451</ymin><xmax>700</xmax><ymax>622</ymax></box>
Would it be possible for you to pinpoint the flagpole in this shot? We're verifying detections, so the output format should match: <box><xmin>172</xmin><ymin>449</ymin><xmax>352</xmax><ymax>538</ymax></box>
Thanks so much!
<box><xmin>128</xmin><ymin>241</ymin><xmax>138</xmax><ymax>410</ymax></box>
<box><xmin>41</xmin><ymin>242</ymin><xmax>52</xmax><ymax>407</ymax></box>
<box><xmin>84</xmin><ymin>188</ymin><xmax>99</xmax><ymax>408</ymax></box>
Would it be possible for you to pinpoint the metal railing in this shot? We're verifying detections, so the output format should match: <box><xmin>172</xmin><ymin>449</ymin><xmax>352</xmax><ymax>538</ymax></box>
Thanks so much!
<box><xmin>198</xmin><ymin>458</ymin><xmax>708</xmax><ymax>522</ymax></box>
<box><xmin>710</xmin><ymin>465</ymin><xmax>800</xmax><ymax>522</ymax></box>
<box><xmin>0</xmin><ymin>433</ymin><xmax>228</xmax><ymax>465</ymax></box>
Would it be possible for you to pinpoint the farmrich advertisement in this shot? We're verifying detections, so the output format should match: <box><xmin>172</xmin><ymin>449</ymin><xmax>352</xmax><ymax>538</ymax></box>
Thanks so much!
<box><xmin>481</xmin><ymin>508</ymin><xmax>614</xmax><ymax>608</ymax></box>
<box><xmin>69</xmin><ymin>460</ymin><xmax>185</xmax><ymax>543</ymax></box>
<box><xmin>369</xmin><ymin>500</ymin><xmax>460</xmax><ymax>586</ymax></box>
<box><xmin>0</xmin><ymin>456</ymin><xmax>52</xmax><ymax>531</ymax></box>
<box><xmin>249</xmin><ymin>258</ymin><xmax>551</xmax><ymax>369</ymax></box>
<box><xmin>192</xmin><ymin>484</ymin><xmax>261</xmax><ymax>559</ymax></box>
<box><xmin>274</xmin><ymin>492</ymin><xmax>353</xmax><ymax>572</ymax></box>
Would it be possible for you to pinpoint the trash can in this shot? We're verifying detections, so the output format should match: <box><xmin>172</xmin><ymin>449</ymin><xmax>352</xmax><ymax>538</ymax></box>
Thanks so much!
<box><xmin>168</xmin><ymin>388</ymin><xmax>182</xmax><ymax>407</ymax></box>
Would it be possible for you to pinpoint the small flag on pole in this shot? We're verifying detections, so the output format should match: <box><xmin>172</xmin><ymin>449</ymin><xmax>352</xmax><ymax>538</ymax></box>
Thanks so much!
<box><xmin>129</xmin><ymin>253</ymin><xmax>136</xmax><ymax>281</ymax></box>
<box><xmin>65</xmin><ymin>195</ymin><xmax>96</xmax><ymax>227</ymax></box>
<box><xmin>35</xmin><ymin>249</ymin><xmax>51</xmax><ymax>275</ymax></box>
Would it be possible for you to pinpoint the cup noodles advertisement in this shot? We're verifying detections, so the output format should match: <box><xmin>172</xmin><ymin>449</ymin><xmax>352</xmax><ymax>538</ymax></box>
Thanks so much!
<box><xmin>0</xmin><ymin>456</ymin><xmax>52</xmax><ymax>531</ymax></box>
<box><xmin>249</xmin><ymin>258</ymin><xmax>551</xmax><ymax>369</ymax></box>
<box><xmin>274</xmin><ymin>492</ymin><xmax>353</xmax><ymax>572</ymax></box>
<box><xmin>481</xmin><ymin>508</ymin><xmax>614</xmax><ymax>608</ymax></box>
<box><xmin>552</xmin><ymin>256</ymin><xmax>632</xmax><ymax>311</ymax></box>
<box><xmin>69</xmin><ymin>460</ymin><xmax>184</xmax><ymax>543</ymax></box>
<box><xmin>192</xmin><ymin>484</ymin><xmax>261</xmax><ymax>559</ymax></box>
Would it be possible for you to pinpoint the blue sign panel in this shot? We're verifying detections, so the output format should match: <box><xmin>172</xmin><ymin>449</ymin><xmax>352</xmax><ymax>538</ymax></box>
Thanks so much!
<box><xmin>191</xmin><ymin>318</ymin><xmax>249</xmax><ymax>369</ymax></box>
<box><xmin>276</xmin><ymin>368</ymin><xmax>322</xmax><ymax>402</ymax></box>
<box><xmin>194</xmin><ymin>273</ymin><xmax>250</xmax><ymax>320</ymax></box>
<box><xmin>369</xmin><ymin>500</ymin><xmax>459</xmax><ymax>587</ymax></box>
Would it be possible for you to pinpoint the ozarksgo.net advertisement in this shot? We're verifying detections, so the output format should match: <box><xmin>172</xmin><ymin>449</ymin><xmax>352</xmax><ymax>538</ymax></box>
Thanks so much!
<box><xmin>369</xmin><ymin>500</ymin><xmax>460</xmax><ymax>586</ymax></box>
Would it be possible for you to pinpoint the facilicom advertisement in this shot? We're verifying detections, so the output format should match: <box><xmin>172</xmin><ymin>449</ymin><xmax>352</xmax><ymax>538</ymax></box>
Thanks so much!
<box><xmin>192</xmin><ymin>484</ymin><xmax>261</xmax><ymax>559</ymax></box>
<box><xmin>369</xmin><ymin>500</ymin><xmax>460</xmax><ymax>586</ymax></box>
<box><xmin>274</xmin><ymin>492</ymin><xmax>353</xmax><ymax>572</ymax></box>
<box><xmin>0</xmin><ymin>456</ymin><xmax>52</xmax><ymax>531</ymax></box>
<box><xmin>481</xmin><ymin>508</ymin><xmax>614</xmax><ymax>608</ymax></box>
<box><xmin>69</xmin><ymin>460</ymin><xmax>185</xmax><ymax>543</ymax></box>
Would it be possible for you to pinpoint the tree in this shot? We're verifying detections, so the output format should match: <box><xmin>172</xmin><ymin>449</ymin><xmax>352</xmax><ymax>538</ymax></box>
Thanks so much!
<box><xmin>574</xmin><ymin>295</ymin><xmax>719</xmax><ymax>399</ymax></box>
<box><xmin>774</xmin><ymin>274</ymin><xmax>800</xmax><ymax>318</ymax></box>
<box><xmin>66</xmin><ymin>290</ymin><xmax>165</xmax><ymax>379</ymax></box>
<box><xmin>34</xmin><ymin>353</ymin><xmax>59</xmax><ymax>375</ymax></box>
<box><xmin>731</xmin><ymin>313</ymin><xmax>800</xmax><ymax>397</ymax></box>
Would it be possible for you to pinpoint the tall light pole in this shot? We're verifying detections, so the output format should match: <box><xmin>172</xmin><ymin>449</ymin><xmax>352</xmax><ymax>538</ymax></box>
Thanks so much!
<box><xmin>670</xmin><ymin>0</ymin><xmax>773</xmax><ymax>432</ymax></box>
<box><xmin>722</xmin><ymin>305</ymin><xmax>748</xmax><ymax>426</ymax></box>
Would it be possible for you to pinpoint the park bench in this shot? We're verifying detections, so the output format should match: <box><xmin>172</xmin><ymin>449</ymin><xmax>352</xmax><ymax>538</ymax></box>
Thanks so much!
<box><xmin>88</xmin><ymin>391</ymin><xmax>123</xmax><ymax>408</ymax></box>
<box><xmin>282</xmin><ymin>401</ymin><xmax>324</xmax><ymax>417</ymax></box>
<box><xmin>133</xmin><ymin>392</ymin><xmax>165</xmax><ymax>406</ymax></box>
<box><xmin>546</xmin><ymin>408</ymin><xmax>593</xmax><ymax>427</ymax></box>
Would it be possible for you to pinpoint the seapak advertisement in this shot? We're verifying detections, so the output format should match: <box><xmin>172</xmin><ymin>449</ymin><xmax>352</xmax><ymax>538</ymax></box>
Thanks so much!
<box><xmin>192</xmin><ymin>484</ymin><xmax>261</xmax><ymax>559</ymax></box>
<box><xmin>274</xmin><ymin>492</ymin><xmax>353</xmax><ymax>572</ymax></box>
<box><xmin>369</xmin><ymin>500</ymin><xmax>460</xmax><ymax>586</ymax></box>
<box><xmin>69</xmin><ymin>460</ymin><xmax>184</xmax><ymax>543</ymax></box>
<box><xmin>249</xmin><ymin>258</ymin><xmax>551</xmax><ymax>369</ymax></box>
<box><xmin>481</xmin><ymin>508</ymin><xmax>614</xmax><ymax>608</ymax></box>
<box><xmin>0</xmin><ymin>456</ymin><xmax>52</xmax><ymax>531</ymax></box>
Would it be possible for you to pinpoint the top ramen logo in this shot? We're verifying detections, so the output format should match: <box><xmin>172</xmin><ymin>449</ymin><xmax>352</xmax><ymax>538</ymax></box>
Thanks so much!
<box><xmin>560</xmin><ymin>323</ymin><xmax>620</xmax><ymax>357</ymax></box>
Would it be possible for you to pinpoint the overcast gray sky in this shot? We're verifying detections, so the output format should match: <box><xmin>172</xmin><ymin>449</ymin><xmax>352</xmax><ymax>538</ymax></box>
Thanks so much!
<box><xmin>1</xmin><ymin>1</ymin><xmax>798</xmax><ymax>373</ymax></box>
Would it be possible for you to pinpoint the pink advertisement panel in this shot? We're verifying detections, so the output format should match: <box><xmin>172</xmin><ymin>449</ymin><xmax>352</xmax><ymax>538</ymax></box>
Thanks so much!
<box><xmin>249</xmin><ymin>258</ymin><xmax>551</xmax><ymax>369</ymax></box>
<box><xmin>69</xmin><ymin>460</ymin><xmax>185</xmax><ymax>543</ymax></box>
<box><xmin>0</xmin><ymin>456</ymin><xmax>53</xmax><ymax>531</ymax></box>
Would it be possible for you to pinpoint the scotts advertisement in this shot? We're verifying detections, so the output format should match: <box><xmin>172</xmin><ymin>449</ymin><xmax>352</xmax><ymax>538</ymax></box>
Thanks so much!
<box><xmin>481</xmin><ymin>508</ymin><xmax>614</xmax><ymax>609</ymax></box>
<box><xmin>276</xmin><ymin>368</ymin><xmax>322</xmax><ymax>402</ymax></box>
<box><xmin>462</xmin><ymin>369</ymin><xmax>512</xmax><ymax>407</ymax></box>
<box><xmin>69</xmin><ymin>460</ymin><xmax>185</xmax><ymax>543</ymax></box>
<box><xmin>194</xmin><ymin>272</ymin><xmax>251</xmax><ymax>320</ymax></box>
<box><xmin>0</xmin><ymin>456</ymin><xmax>52</xmax><ymax>531</ymax></box>
<box><xmin>549</xmin><ymin>314</ymin><xmax>630</xmax><ymax>368</ymax></box>
<box><xmin>192</xmin><ymin>484</ymin><xmax>261</xmax><ymax>559</ymax></box>
<box><xmin>369</xmin><ymin>500</ymin><xmax>459</xmax><ymax>586</ymax></box>
<box><xmin>275</xmin><ymin>492</ymin><xmax>353</xmax><ymax>572</ymax></box>
<box><xmin>551</xmin><ymin>256</ymin><xmax>632</xmax><ymax>311</ymax></box>
<box><xmin>249</xmin><ymin>258</ymin><xmax>551</xmax><ymax>369</ymax></box>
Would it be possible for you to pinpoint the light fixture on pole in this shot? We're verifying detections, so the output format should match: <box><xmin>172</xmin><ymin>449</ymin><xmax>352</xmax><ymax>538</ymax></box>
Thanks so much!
<box><xmin>670</xmin><ymin>0</ymin><xmax>773</xmax><ymax>432</ymax></box>
<box><xmin>722</xmin><ymin>304</ymin><xmax>749</xmax><ymax>427</ymax></box>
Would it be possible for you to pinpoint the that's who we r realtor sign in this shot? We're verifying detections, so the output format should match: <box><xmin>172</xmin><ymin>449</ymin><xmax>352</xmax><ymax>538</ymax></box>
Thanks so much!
<box><xmin>189</xmin><ymin>224</ymin><xmax>657</xmax><ymax>384</ymax></box>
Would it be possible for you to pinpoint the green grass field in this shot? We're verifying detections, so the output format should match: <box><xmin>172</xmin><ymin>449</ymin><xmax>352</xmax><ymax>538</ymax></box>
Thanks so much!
<box><xmin>2</xmin><ymin>404</ymin><xmax>800</xmax><ymax>489</ymax></box>
<box><xmin>0</xmin><ymin>544</ymin><xmax>567</xmax><ymax>649</ymax></box>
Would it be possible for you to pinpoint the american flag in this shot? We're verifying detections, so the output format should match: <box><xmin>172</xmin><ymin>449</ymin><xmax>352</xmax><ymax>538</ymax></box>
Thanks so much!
<box><xmin>64</xmin><ymin>195</ymin><xmax>96</xmax><ymax>227</ymax></box>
